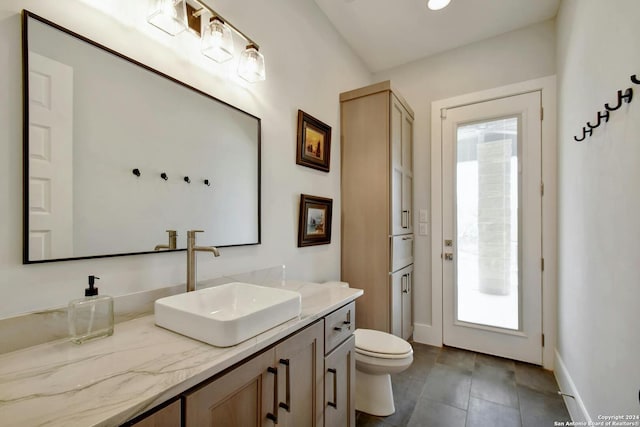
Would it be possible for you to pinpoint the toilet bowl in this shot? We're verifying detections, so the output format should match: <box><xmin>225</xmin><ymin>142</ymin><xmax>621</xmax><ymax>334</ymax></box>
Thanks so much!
<box><xmin>354</xmin><ymin>328</ymin><xmax>413</xmax><ymax>416</ymax></box>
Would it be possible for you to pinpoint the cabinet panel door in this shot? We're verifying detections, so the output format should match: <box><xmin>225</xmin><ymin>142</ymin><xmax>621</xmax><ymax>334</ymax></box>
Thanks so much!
<box><xmin>391</xmin><ymin>96</ymin><xmax>414</xmax><ymax>235</ymax></box>
<box><xmin>402</xmin><ymin>267</ymin><xmax>414</xmax><ymax>340</ymax></box>
<box><xmin>184</xmin><ymin>349</ymin><xmax>274</xmax><ymax>427</ymax></box>
<box><xmin>324</xmin><ymin>335</ymin><xmax>356</xmax><ymax>427</ymax></box>
<box><xmin>391</xmin><ymin>98</ymin><xmax>405</xmax><ymax>235</ymax></box>
<box><xmin>390</xmin><ymin>264</ymin><xmax>413</xmax><ymax>338</ymax></box>
<box><xmin>275</xmin><ymin>321</ymin><xmax>324</xmax><ymax>427</ymax></box>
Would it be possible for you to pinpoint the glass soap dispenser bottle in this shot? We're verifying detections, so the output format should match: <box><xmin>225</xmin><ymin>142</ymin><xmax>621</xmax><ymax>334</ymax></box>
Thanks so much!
<box><xmin>68</xmin><ymin>275</ymin><xmax>114</xmax><ymax>344</ymax></box>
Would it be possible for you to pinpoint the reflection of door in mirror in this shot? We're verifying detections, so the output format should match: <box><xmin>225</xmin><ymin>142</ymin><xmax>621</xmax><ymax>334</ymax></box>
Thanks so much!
<box><xmin>28</xmin><ymin>52</ymin><xmax>73</xmax><ymax>261</ymax></box>
<box><xmin>23</xmin><ymin>11</ymin><xmax>261</xmax><ymax>263</ymax></box>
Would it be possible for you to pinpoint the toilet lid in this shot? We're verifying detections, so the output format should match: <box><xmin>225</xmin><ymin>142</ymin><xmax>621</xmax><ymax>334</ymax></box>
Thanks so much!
<box><xmin>354</xmin><ymin>329</ymin><xmax>412</xmax><ymax>356</ymax></box>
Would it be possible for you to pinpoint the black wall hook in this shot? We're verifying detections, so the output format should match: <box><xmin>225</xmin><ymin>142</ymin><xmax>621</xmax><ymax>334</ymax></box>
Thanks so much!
<box><xmin>184</xmin><ymin>176</ymin><xmax>191</xmax><ymax>184</ymax></box>
<box><xmin>204</xmin><ymin>179</ymin><xmax>211</xmax><ymax>186</ymax></box>
<box><xmin>132</xmin><ymin>168</ymin><xmax>141</xmax><ymax>177</ymax></box>
<box><xmin>574</xmin><ymin>126</ymin><xmax>592</xmax><ymax>142</ymax></box>
<box><xmin>631</xmin><ymin>74</ymin><xmax>640</xmax><ymax>85</ymax></box>
<box><xmin>605</xmin><ymin>88</ymin><xmax>633</xmax><ymax>111</ymax></box>
<box><xmin>587</xmin><ymin>110</ymin><xmax>610</xmax><ymax>129</ymax></box>
<box><xmin>161</xmin><ymin>172</ymin><xmax>168</xmax><ymax>181</ymax></box>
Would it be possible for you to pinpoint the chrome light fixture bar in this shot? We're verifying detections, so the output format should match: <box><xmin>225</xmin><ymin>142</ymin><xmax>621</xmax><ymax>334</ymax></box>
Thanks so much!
<box><xmin>147</xmin><ymin>0</ymin><xmax>265</xmax><ymax>82</ymax></box>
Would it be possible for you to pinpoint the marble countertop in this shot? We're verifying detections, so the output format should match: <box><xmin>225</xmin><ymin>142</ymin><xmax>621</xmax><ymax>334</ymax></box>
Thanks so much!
<box><xmin>0</xmin><ymin>281</ymin><xmax>362</xmax><ymax>427</ymax></box>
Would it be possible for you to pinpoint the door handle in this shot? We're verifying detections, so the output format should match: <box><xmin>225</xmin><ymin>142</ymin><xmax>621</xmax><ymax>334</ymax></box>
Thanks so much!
<box><xmin>327</xmin><ymin>368</ymin><xmax>337</xmax><ymax>409</ymax></box>
<box><xmin>401</xmin><ymin>210</ymin><xmax>409</xmax><ymax>228</ymax></box>
<box><xmin>279</xmin><ymin>359</ymin><xmax>291</xmax><ymax>412</ymax></box>
<box><xmin>266</xmin><ymin>367</ymin><xmax>279</xmax><ymax>424</ymax></box>
<box><xmin>444</xmin><ymin>253</ymin><xmax>453</xmax><ymax>261</ymax></box>
<box><xmin>401</xmin><ymin>274</ymin><xmax>408</xmax><ymax>293</ymax></box>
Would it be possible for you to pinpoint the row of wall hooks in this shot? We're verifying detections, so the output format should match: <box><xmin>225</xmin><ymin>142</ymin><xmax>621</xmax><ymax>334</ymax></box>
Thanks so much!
<box><xmin>132</xmin><ymin>168</ymin><xmax>211</xmax><ymax>186</ymax></box>
<box><xmin>574</xmin><ymin>74</ymin><xmax>639</xmax><ymax>142</ymax></box>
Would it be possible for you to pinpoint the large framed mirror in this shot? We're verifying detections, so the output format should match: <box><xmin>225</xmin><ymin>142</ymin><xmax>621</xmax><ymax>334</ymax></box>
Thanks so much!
<box><xmin>22</xmin><ymin>10</ymin><xmax>261</xmax><ymax>263</ymax></box>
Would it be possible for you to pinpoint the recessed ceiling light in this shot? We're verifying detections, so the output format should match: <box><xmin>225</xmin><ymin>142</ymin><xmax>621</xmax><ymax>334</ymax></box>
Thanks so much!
<box><xmin>427</xmin><ymin>0</ymin><xmax>451</xmax><ymax>11</ymax></box>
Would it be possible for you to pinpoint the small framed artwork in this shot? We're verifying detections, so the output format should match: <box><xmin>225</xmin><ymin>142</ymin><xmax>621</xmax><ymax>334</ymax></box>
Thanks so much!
<box><xmin>298</xmin><ymin>194</ymin><xmax>333</xmax><ymax>247</ymax></box>
<box><xmin>296</xmin><ymin>110</ymin><xmax>331</xmax><ymax>172</ymax></box>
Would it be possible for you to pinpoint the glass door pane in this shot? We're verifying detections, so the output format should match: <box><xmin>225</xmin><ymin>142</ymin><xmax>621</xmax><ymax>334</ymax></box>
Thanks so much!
<box><xmin>455</xmin><ymin>117</ymin><xmax>519</xmax><ymax>330</ymax></box>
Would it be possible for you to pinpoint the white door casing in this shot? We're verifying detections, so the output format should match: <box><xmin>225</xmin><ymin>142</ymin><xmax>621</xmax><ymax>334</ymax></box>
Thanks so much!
<box><xmin>27</xmin><ymin>52</ymin><xmax>74</xmax><ymax>261</ymax></box>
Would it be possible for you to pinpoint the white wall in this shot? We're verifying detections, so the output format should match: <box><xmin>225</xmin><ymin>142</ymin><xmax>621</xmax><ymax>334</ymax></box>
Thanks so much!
<box><xmin>0</xmin><ymin>0</ymin><xmax>371</xmax><ymax>318</ymax></box>
<box><xmin>374</xmin><ymin>20</ymin><xmax>556</xmax><ymax>335</ymax></box>
<box><xmin>555</xmin><ymin>0</ymin><xmax>640</xmax><ymax>419</ymax></box>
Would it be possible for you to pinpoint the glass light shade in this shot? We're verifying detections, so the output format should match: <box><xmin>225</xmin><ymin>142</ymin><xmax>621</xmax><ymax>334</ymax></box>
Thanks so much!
<box><xmin>237</xmin><ymin>44</ymin><xmax>266</xmax><ymax>83</ymax></box>
<box><xmin>147</xmin><ymin>0</ymin><xmax>188</xmax><ymax>36</ymax></box>
<box><xmin>201</xmin><ymin>17</ymin><xmax>234</xmax><ymax>63</ymax></box>
<box><xmin>427</xmin><ymin>0</ymin><xmax>451</xmax><ymax>10</ymax></box>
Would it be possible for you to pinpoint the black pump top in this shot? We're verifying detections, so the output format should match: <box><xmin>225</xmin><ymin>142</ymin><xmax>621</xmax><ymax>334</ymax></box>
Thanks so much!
<box><xmin>85</xmin><ymin>275</ymin><xmax>100</xmax><ymax>296</ymax></box>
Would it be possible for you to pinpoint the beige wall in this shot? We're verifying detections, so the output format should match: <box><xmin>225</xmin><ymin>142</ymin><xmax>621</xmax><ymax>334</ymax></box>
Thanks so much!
<box><xmin>555</xmin><ymin>0</ymin><xmax>640</xmax><ymax>420</ymax></box>
<box><xmin>374</xmin><ymin>20</ymin><xmax>556</xmax><ymax>329</ymax></box>
<box><xmin>0</xmin><ymin>0</ymin><xmax>371</xmax><ymax>318</ymax></box>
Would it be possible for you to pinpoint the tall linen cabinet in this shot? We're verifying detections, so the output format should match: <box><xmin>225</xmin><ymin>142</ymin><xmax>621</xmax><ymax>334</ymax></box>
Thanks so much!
<box><xmin>340</xmin><ymin>81</ymin><xmax>415</xmax><ymax>340</ymax></box>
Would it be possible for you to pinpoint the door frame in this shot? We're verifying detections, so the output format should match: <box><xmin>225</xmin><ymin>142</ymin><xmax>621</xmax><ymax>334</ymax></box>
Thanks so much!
<box><xmin>424</xmin><ymin>76</ymin><xmax>557</xmax><ymax>369</ymax></box>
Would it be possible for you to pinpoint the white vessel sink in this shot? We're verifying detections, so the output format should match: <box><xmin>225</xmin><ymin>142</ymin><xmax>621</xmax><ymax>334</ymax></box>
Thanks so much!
<box><xmin>155</xmin><ymin>282</ymin><xmax>302</xmax><ymax>347</ymax></box>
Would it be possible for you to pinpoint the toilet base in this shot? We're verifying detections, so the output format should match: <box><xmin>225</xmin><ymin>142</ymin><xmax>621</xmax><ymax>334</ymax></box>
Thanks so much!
<box><xmin>355</xmin><ymin>369</ymin><xmax>395</xmax><ymax>416</ymax></box>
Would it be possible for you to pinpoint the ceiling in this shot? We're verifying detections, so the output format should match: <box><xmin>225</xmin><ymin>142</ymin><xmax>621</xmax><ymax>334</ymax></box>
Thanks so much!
<box><xmin>313</xmin><ymin>0</ymin><xmax>560</xmax><ymax>73</ymax></box>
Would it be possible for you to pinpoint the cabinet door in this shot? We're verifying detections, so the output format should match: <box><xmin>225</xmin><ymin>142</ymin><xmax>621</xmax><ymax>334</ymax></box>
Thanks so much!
<box><xmin>390</xmin><ymin>264</ymin><xmax>413</xmax><ymax>339</ymax></box>
<box><xmin>129</xmin><ymin>400</ymin><xmax>181</xmax><ymax>427</ymax></box>
<box><xmin>391</xmin><ymin>96</ymin><xmax>414</xmax><ymax>235</ymax></box>
<box><xmin>402</xmin><ymin>266</ymin><xmax>414</xmax><ymax>340</ymax></box>
<box><xmin>275</xmin><ymin>321</ymin><xmax>324</xmax><ymax>427</ymax></box>
<box><xmin>184</xmin><ymin>349</ymin><xmax>275</xmax><ymax>427</ymax></box>
<box><xmin>324</xmin><ymin>335</ymin><xmax>356</xmax><ymax>427</ymax></box>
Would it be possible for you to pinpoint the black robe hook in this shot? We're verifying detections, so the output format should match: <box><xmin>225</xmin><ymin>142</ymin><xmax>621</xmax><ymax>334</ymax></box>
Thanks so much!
<box><xmin>605</xmin><ymin>88</ymin><xmax>633</xmax><ymax>111</ymax></box>
<box><xmin>184</xmin><ymin>176</ymin><xmax>191</xmax><ymax>184</ymax></box>
<box><xmin>574</xmin><ymin>126</ymin><xmax>592</xmax><ymax>142</ymax></box>
<box><xmin>132</xmin><ymin>168</ymin><xmax>141</xmax><ymax>177</ymax></box>
<box><xmin>161</xmin><ymin>172</ymin><xmax>168</xmax><ymax>181</ymax></box>
<box><xmin>631</xmin><ymin>74</ymin><xmax>640</xmax><ymax>85</ymax></box>
<box><xmin>587</xmin><ymin>110</ymin><xmax>610</xmax><ymax>129</ymax></box>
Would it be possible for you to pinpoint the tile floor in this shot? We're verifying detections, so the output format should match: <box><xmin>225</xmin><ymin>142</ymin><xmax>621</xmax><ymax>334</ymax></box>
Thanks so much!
<box><xmin>356</xmin><ymin>343</ymin><xmax>570</xmax><ymax>427</ymax></box>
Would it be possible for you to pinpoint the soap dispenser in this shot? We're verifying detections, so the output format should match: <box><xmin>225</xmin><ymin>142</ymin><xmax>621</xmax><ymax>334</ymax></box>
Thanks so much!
<box><xmin>68</xmin><ymin>275</ymin><xmax>114</xmax><ymax>344</ymax></box>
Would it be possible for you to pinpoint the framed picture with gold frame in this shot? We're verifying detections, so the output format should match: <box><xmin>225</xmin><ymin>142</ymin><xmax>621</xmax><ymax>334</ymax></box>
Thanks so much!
<box><xmin>298</xmin><ymin>194</ymin><xmax>333</xmax><ymax>247</ymax></box>
<box><xmin>296</xmin><ymin>110</ymin><xmax>331</xmax><ymax>172</ymax></box>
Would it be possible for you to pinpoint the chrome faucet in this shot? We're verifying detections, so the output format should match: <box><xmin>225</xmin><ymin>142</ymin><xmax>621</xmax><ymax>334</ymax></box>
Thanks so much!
<box><xmin>154</xmin><ymin>230</ymin><xmax>177</xmax><ymax>251</ymax></box>
<box><xmin>186</xmin><ymin>230</ymin><xmax>220</xmax><ymax>292</ymax></box>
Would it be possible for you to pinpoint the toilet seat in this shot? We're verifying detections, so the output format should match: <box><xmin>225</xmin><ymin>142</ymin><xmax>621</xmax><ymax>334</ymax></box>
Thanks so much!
<box><xmin>354</xmin><ymin>329</ymin><xmax>413</xmax><ymax>359</ymax></box>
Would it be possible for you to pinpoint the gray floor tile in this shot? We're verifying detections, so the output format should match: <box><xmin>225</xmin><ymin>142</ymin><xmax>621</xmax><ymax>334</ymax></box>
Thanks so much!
<box><xmin>356</xmin><ymin>411</ymin><xmax>395</xmax><ymax>427</ymax></box>
<box><xmin>518</xmin><ymin>385</ymin><xmax>571</xmax><ymax>427</ymax></box>
<box><xmin>466</xmin><ymin>397</ymin><xmax>522</xmax><ymax>427</ymax></box>
<box><xmin>407</xmin><ymin>399</ymin><xmax>467</xmax><ymax>427</ymax></box>
<box><xmin>514</xmin><ymin>362</ymin><xmax>559</xmax><ymax>393</ymax></box>
<box><xmin>475</xmin><ymin>353</ymin><xmax>516</xmax><ymax>372</ymax></box>
<box><xmin>356</xmin><ymin>346</ymin><xmax>570</xmax><ymax>427</ymax></box>
<box><xmin>470</xmin><ymin>363</ymin><xmax>519</xmax><ymax>408</ymax></box>
<box><xmin>436</xmin><ymin>346</ymin><xmax>476</xmax><ymax>372</ymax></box>
<box><xmin>422</xmin><ymin>364</ymin><xmax>472</xmax><ymax>410</ymax></box>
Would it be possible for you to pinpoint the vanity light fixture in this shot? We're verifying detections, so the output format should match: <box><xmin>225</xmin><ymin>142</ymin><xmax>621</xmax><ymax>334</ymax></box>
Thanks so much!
<box><xmin>200</xmin><ymin>16</ymin><xmax>234</xmax><ymax>63</ymax></box>
<box><xmin>427</xmin><ymin>0</ymin><xmax>451</xmax><ymax>11</ymax></box>
<box><xmin>238</xmin><ymin>44</ymin><xmax>266</xmax><ymax>83</ymax></box>
<box><xmin>147</xmin><ymin>0</ymin><xmax>266</xmax><ymax>82</ymax></box>
<box><xmin>147</xmin><ymin>0</ymin><xmax>188</xmax><ymax>36</ymax></box>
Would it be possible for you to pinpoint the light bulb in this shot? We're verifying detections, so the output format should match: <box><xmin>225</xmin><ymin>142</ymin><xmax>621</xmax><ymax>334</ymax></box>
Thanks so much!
<box><xmin>427</xmin><ymin>0</ymin><xmax>451</xmax><ymax>11</ymax></box>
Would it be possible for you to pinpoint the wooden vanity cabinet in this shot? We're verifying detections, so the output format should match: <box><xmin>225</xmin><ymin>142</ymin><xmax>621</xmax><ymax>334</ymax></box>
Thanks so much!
<box><xmin>183</xmin><ymin>321</ymin><xmax>324</xmax><ymax>427</ymax></box>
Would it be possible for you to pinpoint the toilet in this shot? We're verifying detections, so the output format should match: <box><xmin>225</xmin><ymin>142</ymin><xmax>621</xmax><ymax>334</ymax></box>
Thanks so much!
<box><xmin>353</xmin><ymin>328</ymin><xmax>413</xmax><ymax>416</ymax></box>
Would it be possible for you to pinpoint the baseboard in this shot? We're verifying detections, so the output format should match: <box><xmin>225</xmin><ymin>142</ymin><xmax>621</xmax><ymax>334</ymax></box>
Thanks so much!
<box><xmin>554</xmin><ymin>350</ymin><xmax>591</xmax><ymax>423</ymax></box>
<box><xmin>412</xmin><ymin>322</ymin><xmax>442</xmax><ymax>347</ymax></box>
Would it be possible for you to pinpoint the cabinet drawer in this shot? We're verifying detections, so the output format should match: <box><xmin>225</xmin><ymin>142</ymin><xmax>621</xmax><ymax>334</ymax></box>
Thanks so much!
<box><xmin>324</xmin><ymin>302</ymin><xmax>355</xmax><ymax>354</ymax></box>
<box><xmin>391</xmin><ymin>234</ymin><xmax>414</xmax><ymax>272</ymax></box>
